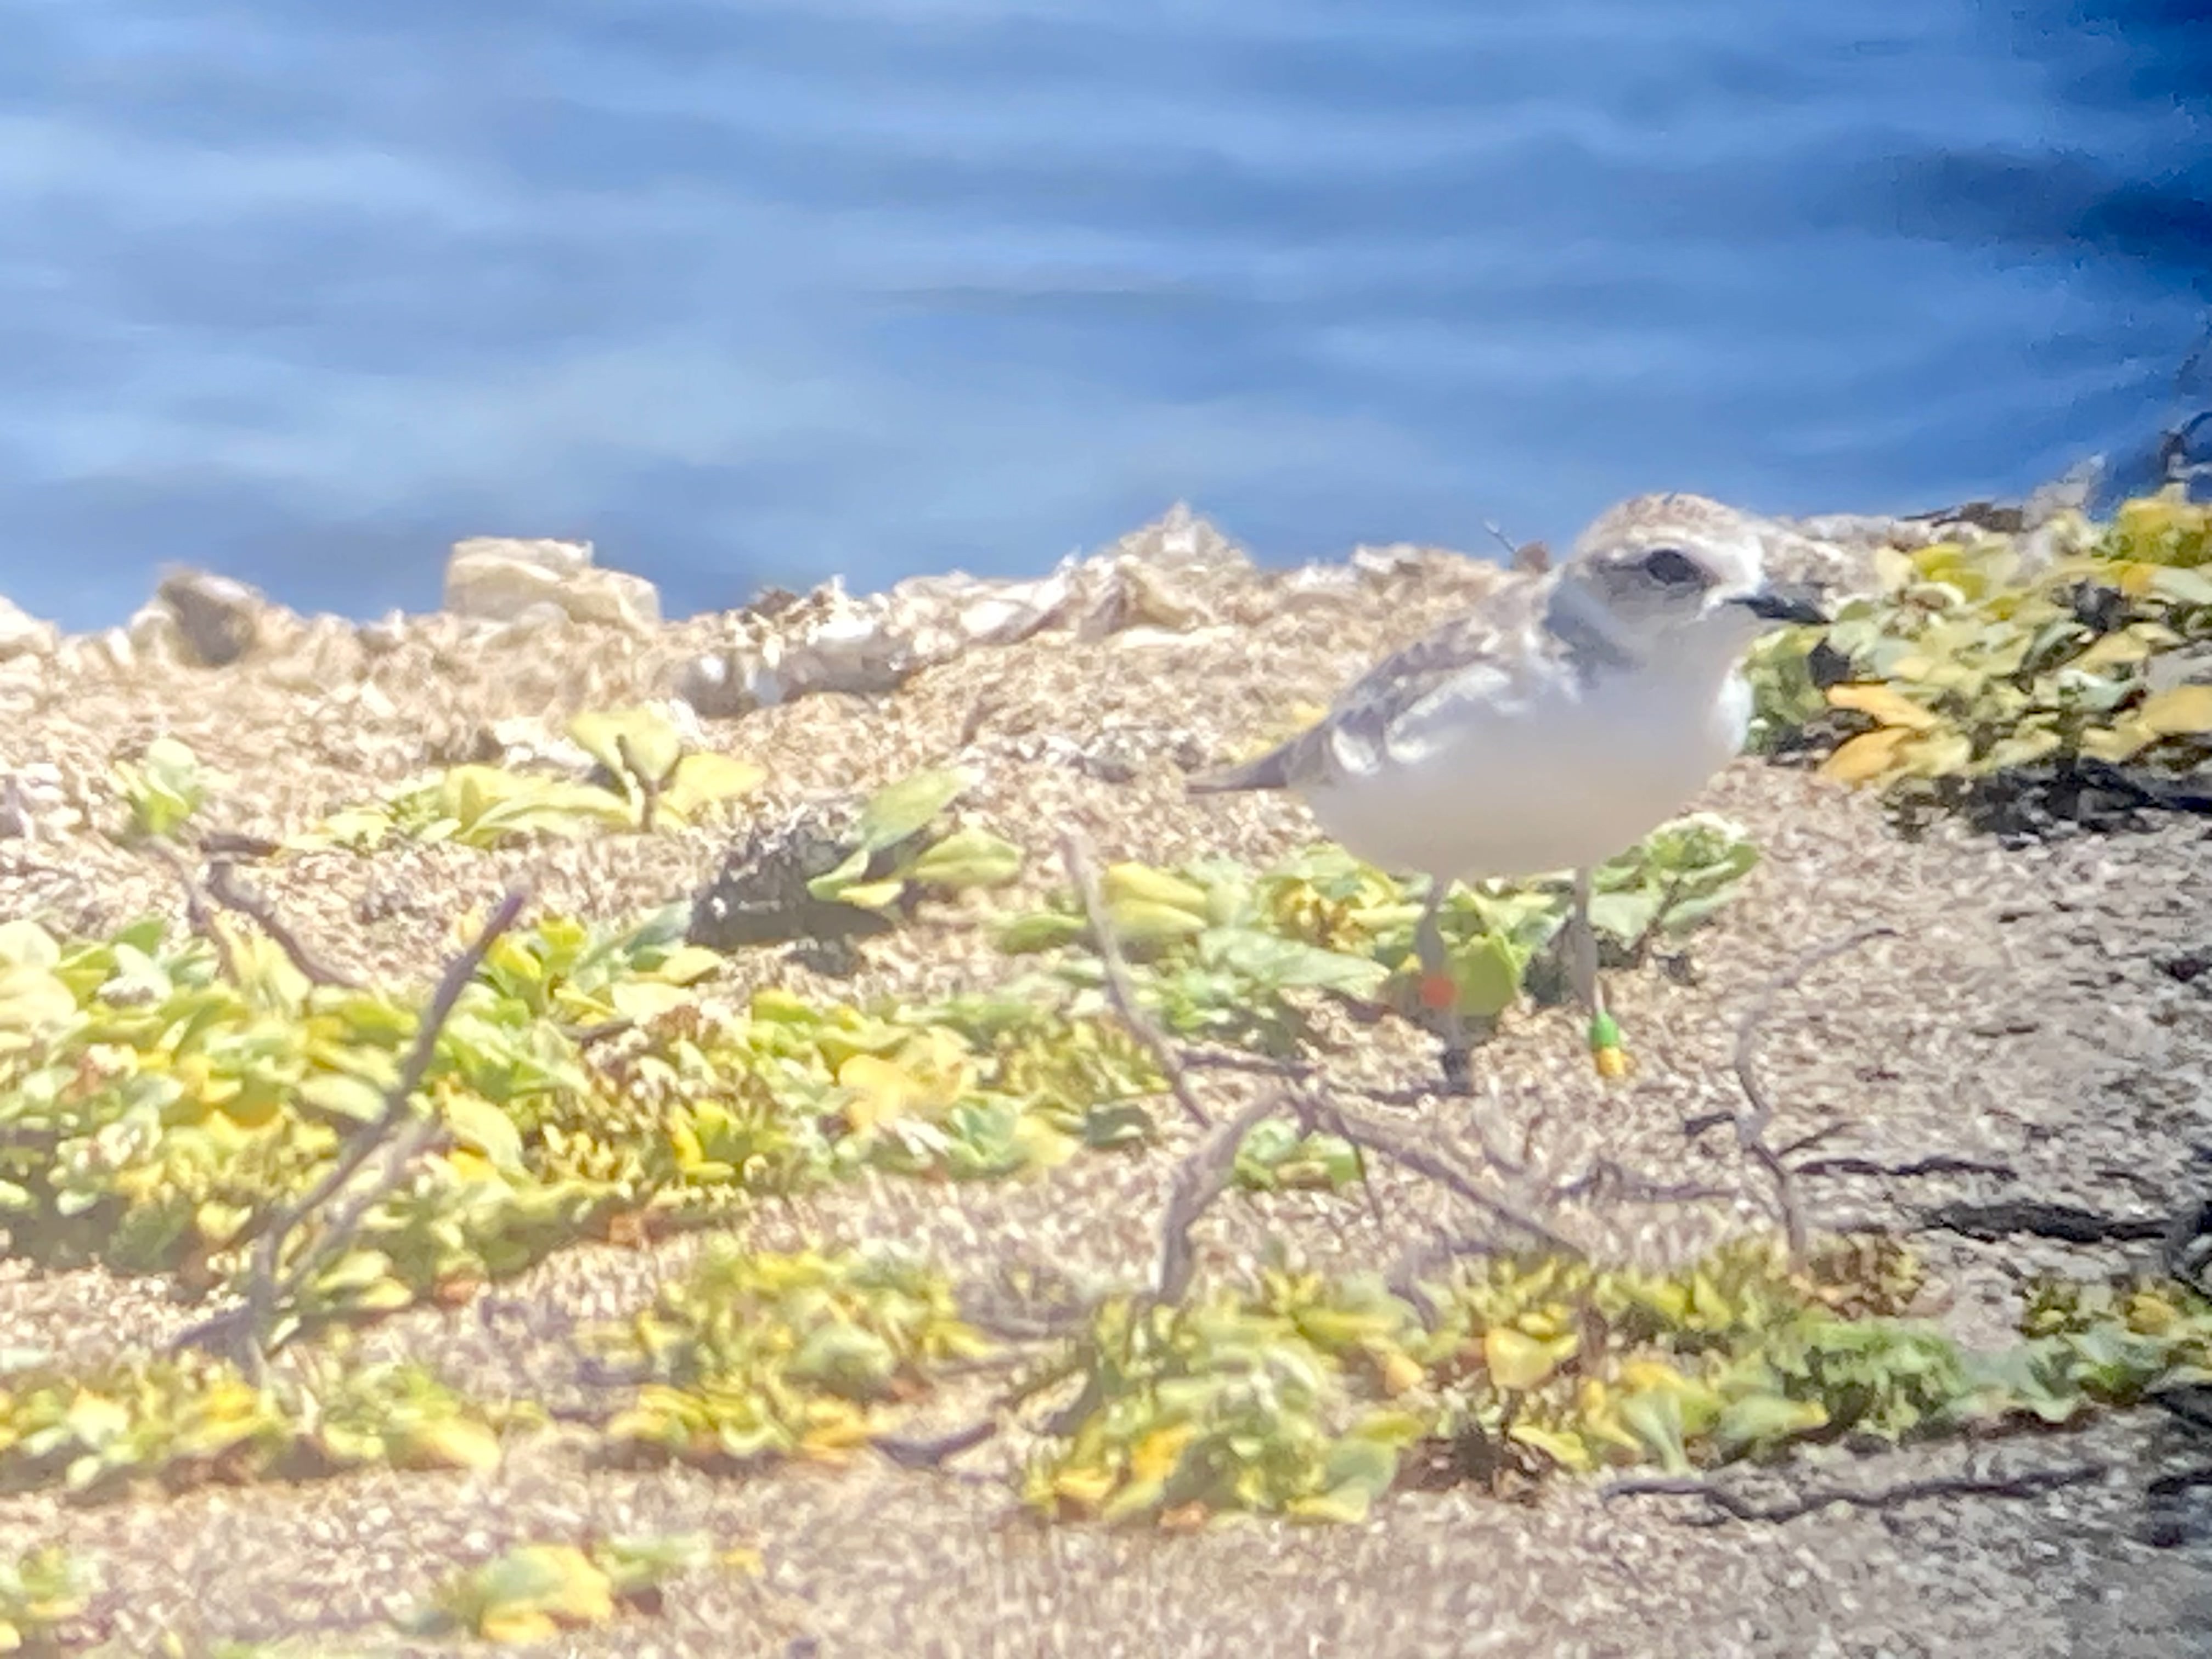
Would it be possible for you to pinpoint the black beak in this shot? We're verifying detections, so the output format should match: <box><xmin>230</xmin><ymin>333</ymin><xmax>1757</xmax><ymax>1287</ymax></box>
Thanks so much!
<box><xmin>1735</xmin><ymin>583</ymin><xmax>1829</xmax><ymax>627</ymax></box>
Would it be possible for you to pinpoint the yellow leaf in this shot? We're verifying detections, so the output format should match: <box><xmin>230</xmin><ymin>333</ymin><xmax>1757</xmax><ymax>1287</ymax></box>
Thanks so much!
<box><xmin>2074</xmin><ymin>631</ymin><xmax>2153</xmax><ymax>673</ymax></box>
<box><xmin>1898</xmin><ymin>729</ymin><xmax>1973</xmax><ymax>778</ymax></box>
<box><xmin>403</xmin><ymin>1417</ymin><xmax>503</xmax><ymax>1472</ymax></box>
<box><xmin>1104</xmin><ymin>899</ymin><xmax>1210</xmax><ymax>948</ymax></box>
<box><xmin>63</xmin><ymin>1391</ymin><xmax>129</xmax><ymax>1448</ymax></box>
<box><xmin>1483</xmin><ymin>1326</ymin><xmax>1572</xmax><ymax>1391</ymax></box>
<box><xmin>1377</xmin><ymin>1349</ymin><xmax>1426</xmax><ymax>1397</ymax></box>
<box><xmin>1052</xmin><ymin>1464</ymin><xmax>1117</xmax><ymax>1513</ymax></box>
<box><xmin>652</xmin><ymin>945</ymin><xmax>724</xmax><ymax>985</ymax></box>
<box><xmin>482</xmin><ymin>1544</ymin><xmax>615</xmax><ymax>1632</ymax></box>
<box><xmin>1508</xmin><ymin>1422</ymin><xmax>1595</xmax><ymax>1472</ymax></box>
<box><xmin>2113</xmin><ymin>560</ymin><xmax>2163</xmax><ymax>598</ymax></box>
<box><xmin>1285</xmin><ymin>1485</ymin><xmax>1376</xmax><ymax>1524</ymax></box>
<box><xmin>662</xmin><ymin>752</ymin><xmax>766</xmax><ymax>817</ymax></box>
<box><xmin>1986</xmin><ymin>727</ymin><xmax>2063</xmax><ymax>770</ymax></box>
<box><xmin>2080</xmin><ymin>720</ymin><xmax>2156</xmax><ymax>764</ymax></box>
<box><xmin>2135</xmin><ymin>685</ymin><xmax>2212</xmax><ymax>738</ymax></box>
<box><xmin>480</xmin><ymin>1611</ymin><xmax>561</xmax><ymax>1645</ymax></box>
<box><xmin>1100</xmin><ymin>862</ymin><xmax>1210</xmax><ymax>917</ymax></box>
<box><xmin>1825</xmin><ymin>682</ymin><xmax>1940</xmax><ymax>731</ymax></box>
<box><xmin>1130</xmin><ymin>1423</ymin><xmax>1195</xmax><ymax>1483</ymax></box>
<box><xmin>836</xmin><ymin>1054</ymin><xmax>926</xmax><ymax>1130</ymax></box>
<box><xmin>443</xmin><ymin>1095</ymin><xmax>525</xmax><ymax>1172</ymax></box>
<box><xmin>1820</xmin><ymin>726</ymin><xmax>1916</xmax><ymax>785</ymax></box>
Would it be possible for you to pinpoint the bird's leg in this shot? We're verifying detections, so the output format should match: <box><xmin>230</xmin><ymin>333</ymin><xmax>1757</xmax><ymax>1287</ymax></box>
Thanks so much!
<box><xmin>1414</xmin><ymin>877</ymin><xmax>1471</xmax><ymax>1094</ymax></box>
<box><xmin>1572</xmin><ymin>867</ymin><xmax>1628</xmax><ymax>1079</ymax></box>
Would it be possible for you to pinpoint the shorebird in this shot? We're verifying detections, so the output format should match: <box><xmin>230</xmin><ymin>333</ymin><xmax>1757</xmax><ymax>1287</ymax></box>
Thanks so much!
<box><xmin>1190</xmin><ymin>493</ymin><xmax>1825</xmax><ymax>1085</ymax></box>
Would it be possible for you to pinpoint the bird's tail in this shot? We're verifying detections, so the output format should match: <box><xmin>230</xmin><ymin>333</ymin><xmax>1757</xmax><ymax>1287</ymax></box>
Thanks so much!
<box><xmin>1186</xmin><ymin>741</ymin><xmax>1295</xmax><ymax>795</ymax></box>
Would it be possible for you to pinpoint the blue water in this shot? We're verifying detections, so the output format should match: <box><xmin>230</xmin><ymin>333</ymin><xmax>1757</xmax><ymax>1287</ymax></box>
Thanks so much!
<box><xmin>1</xmin><ymin>1</ymin><xmax>2207</xmax><ymax>631</ymax></box>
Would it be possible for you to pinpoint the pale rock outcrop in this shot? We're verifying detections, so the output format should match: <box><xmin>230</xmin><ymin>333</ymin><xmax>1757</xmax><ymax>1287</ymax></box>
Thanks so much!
<box><xmin>0</xmin><ymin>597</ymin><xmax>57</xmax><ymax>662</ymax></box>
<box><xmin>673</xmin><ymin>505</ymin><xmax>1239</xmax><ymax>720</ymax></box>
<box><xmin>443</xmin><ymin>537</ymin><xmax>661</xmax><ymax>631</ymax></box>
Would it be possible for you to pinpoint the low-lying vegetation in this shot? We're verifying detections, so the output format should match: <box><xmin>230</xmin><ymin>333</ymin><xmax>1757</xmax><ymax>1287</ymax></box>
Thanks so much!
<box><xmin>1748</xmin><ymin>492</ymin><xmax>2212</xmax><ymax>829</ymax></box>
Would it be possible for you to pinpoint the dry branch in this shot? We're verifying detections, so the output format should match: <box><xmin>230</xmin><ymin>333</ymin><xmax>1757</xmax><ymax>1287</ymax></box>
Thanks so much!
<box><xmin>1730</xmin><ymin>924</ymin><xmax>1898</xmax><ymax>1262</ymax></box>
<box><xmin>1921</xmin><ymin>1199</ymin><xmax>2171</xmax><ymax>1245</ymax></box>
<box><xmin>1548</xmin><ymin>1158</ymin><xmax>1731</xmax><ymax>1208</ymax></box>
<box><xmin>206</xmin><ymin>859</ymin><xmax>362</xmax><ymax>988</ymax></box>
<box><xmin>176</xmin><ymin>887</ymin><xmax>531</xmax><ymax>1376</ymax></box>
<box><xmin>875</xmin><ymin>1420</ymin><xmax>1001</xmax><ymax>1469</ymax></box>
<box><xmin>1152</xmin><ymin>1094</ymin><xmax>1284</xmax><ymax>1304</ymax></box>
<box><xmin>1059</xmin><ymin>828</ymin><xmax>1211</xmax><ymax>1128</ymax></box>
<box><xmin>146</xmin><ymin>840</ymin><xmax>243</xmax><ymax>986</ymax></box>
<box><xmin>1793</xmin><ymin>1153</ymin><xmax>2016</xmax><ymax>1182</ymax></box>
<box><xmin>1604</xmin><ymin>1462</ymin><xmax>2107</xmax><ymax>1526</ymax></box>
<box><xmin>1299</xmin><ymin>1092</ymin><xmax>1581</xmax><ymax>1256</ymax></box>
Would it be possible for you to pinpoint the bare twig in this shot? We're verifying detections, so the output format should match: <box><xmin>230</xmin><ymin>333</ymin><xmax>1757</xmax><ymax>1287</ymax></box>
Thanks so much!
<box><xmin>1153</xmin><ymin>1095</ymin><xmax>1283</xmax><ymax>1303</ymax></box>
<box><xmin>1059</xmin><ymin>829</ymin><xmax>1210</xmax><ymax>1128</ymax></box>
<box><xmin>1921</xmin><ymin>1199</ymin><xmax>2170</xmax><ymax>1245</ymax></box>
<box><xmin>1549</xmin><ymin>1158</ymin><xmax>1731</xmax><ymax>1208</ymax></box>
<box><xmin>1299</xmin><ymin>1092</ymin><xmax>1581</xmax><ymax>1256</ymax></box>
<box><xmin>205</xmin><ymin>860</ymin><xmax>362</xmax><ymax>988</ymax></box>
<box><xmin>1180</xmin><ymin>1046</ymin><xmax>1321</xmax><ymax>1081</ymax></box>
<box><xmin>1793</xmin><ymin>1153</ymin><xmax>2016</xmax><ymax>1182</ymax></box>
<box><xmin>875</xmin><ymin>1420</ymin><xmax>1000</xmax><ymax>1469</ymax></box>
<box><xmin>1604</xmin><ymin>1462</ymin><xmax>2107</xmax><ymax>1526</ymax></box>
<box><xmin>1731</xmin><ymin>925</ymin><xmax>1897</xmax><ymax>1262</ymax></box>
<box><xmin>146</xmin><ymin>840</ymin><xmax>243</xmax><ymax>986</ymax></box>
<box><xmin>1773</xmin><ymin>1122</ymin><xmax>1850</xmax><ymax>1160</ymax></box>
<box><xmin>176</xmin><ymin>888</ymin><xmax>531</xmax><ymax>1375</ymax></box>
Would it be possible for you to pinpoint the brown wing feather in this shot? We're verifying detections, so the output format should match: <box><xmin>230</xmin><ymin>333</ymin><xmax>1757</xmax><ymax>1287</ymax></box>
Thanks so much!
<box><xmin>1187</xmin><ymin>595</ymin><xmax>1542</xmax><ymax>795</ymax></box>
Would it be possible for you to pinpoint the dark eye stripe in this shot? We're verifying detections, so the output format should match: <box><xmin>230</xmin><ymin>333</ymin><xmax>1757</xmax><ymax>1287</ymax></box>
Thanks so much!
<box><xmin>1641</xmin><ymin>547</ymin><xmax>1704</xmax><ymax>586</ymax></box>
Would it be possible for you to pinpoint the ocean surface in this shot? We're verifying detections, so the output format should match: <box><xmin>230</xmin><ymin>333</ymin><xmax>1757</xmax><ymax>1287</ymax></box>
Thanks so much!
<box><xmin>2</xmin><ymin>0</ymin><xmax>2208</xmax><ymax>630</ymax></box>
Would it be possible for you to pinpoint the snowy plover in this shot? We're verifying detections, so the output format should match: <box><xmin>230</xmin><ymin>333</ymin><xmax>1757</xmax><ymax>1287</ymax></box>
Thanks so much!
<box><xmin>1191</xmin><ymin>493</ymin><xmax>1825</xmax><ymax>1084</ymax></box>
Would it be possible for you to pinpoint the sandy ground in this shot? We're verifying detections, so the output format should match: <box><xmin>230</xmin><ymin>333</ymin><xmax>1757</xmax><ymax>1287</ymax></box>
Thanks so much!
<box><xmin>0</xmin><ymin>525</ymin><xmax>2207</xmax><ymax>1656</ymax></box>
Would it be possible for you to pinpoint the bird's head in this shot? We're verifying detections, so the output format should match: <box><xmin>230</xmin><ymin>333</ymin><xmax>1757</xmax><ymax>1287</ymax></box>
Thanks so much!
<box><xmin>1546</xmin><ymin>493</ymin><xmax>1827</xmax><ymax>668</ymax></box>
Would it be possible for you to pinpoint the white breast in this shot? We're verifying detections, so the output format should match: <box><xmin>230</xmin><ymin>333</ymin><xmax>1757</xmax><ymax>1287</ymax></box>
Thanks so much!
<box><xmin>1299</xmin><ymin>664</ymin><xmax>1750</xmax><ymax>881</ymax></box>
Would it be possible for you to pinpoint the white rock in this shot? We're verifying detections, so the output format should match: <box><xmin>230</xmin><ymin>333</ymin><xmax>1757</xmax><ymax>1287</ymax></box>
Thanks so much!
<box><xmin>358</xmin><ymin>610</ymin><xmax>409</xmax><ymax>654</ymax></box>
<box><xmin>498</xmin><ymin>600</ymin><xmax>573</xmax><ymax>638</ymax></box>
<box><xmin>443</xmin><ymin>537</ymin><xmax>661</xmax><ymax>631</ymax></box>
<box><xmin>785</xmin><ymin>602</ymin><xmax>919</xmax><ymax>697</ymax></box>
<box><xmin>1072</xmin><ymin>558</ymin><xmax>1207</xmax><ymax>641</ymax></box>
<box><xmin>124</xmin><ymin>603</ymin><xmax>184</xmax><ymax>666</ymax></box>
<box><xmin>450</xmin><ymin>535</ymin><xmax>595</xmax><ymax>578</ymax></box>
<box><xmin>674</xmin><ymin>634</ymin><xmax>791</xmax><ymax>719</ymax></box>
<box><xmin>1273</xmin><ymin>563</ymin><xmax>1363</xmax><ymax>611</ymax></box>
<box><xmin>0</xmin><ymin>597</ymin><xmax>57</xmax><ymax>662</ymax></box>
<box><xmin>1350</xmin><ymin>543</ymin><xmax>1427</xmax><ymax>579</ymax></box>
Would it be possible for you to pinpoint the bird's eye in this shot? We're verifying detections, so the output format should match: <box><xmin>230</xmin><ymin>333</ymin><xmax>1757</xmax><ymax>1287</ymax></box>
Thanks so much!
<box><xmin>1640</xmin><ymin>547</ymin><xmax>1704</xmax><ymax>587</ymax></box>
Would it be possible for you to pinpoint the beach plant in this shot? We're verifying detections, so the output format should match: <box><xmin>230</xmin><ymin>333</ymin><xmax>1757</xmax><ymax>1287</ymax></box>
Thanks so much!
<box><xmin>0</xmin><ymin>900</ymin><xmax>1182</xmax><ymax>1342</ymax></box>
<box><xmin>596</xmin><ymin>1243</ymin><xmax>986</xmax><ymax>1470</ymax></box>
<box><xmin>400</xmin><ymin>1533</ymin><xmax>724</xmax><ymax>1644</ymax></box>
<box><xmin>1023</xmin><ymin>1271</ymin><xmax>1429</xmax><ymax>1526</ymax></box>
<box><xmin>996</xmin><ymin>816</ymin><xmax>1759</xmax><ymax>1051</ymax></box>
<box><xmin>1746</xmin><ymin>493</ymin><xmax>2212</xmax><ymax>823</ymax></box>
<box><xmin>799</xmin><ymin>766</ymin><xmax>1025</xmax><ymax>915</ymax></box>
<box><xmin>0</xmin><ymin>1350</ymin><xmax>500</xmax><ymax>1502</ymax></box>
<box><xmin>1026</xmin><ymin>1233</ymin><xmax>2212</xmax><ymax>1525</ymax></box>
<box><xmin>111</xmin><ymin>737</ymin><xmax>212</xmax><ymax>843</ymax></box>
<box><xmin>294</xmin><ymin>705</ymin><xmax>764</xmax><ymax>851</ymax></box>
<box><xmin>0</xmin><ymin>1546</ymin><xmax>89</xmax><ymax>1653</ymax></box>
